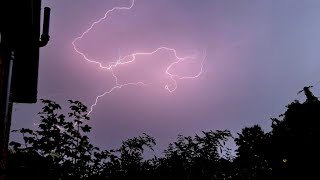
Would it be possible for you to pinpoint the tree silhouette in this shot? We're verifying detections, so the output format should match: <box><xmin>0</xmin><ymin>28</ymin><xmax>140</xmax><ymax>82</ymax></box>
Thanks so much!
<box><xmin>270</xmin><ymin>87</ymin><xmax>320</xmax><ymax>179</ymax></box>
<box><xmin>7</xmin><ymin>86</ymin><xmax>320</xmax><ymax>180</ymax></box>
<box><xmin>234</xmin><ymin>125</ymin><xmax>271</xmax><ymax>180</ymax></box>
<box><xmin>157</xmin><ymin>130</ymin><xmax>232</xmax><ymax>180</ymax></box>
<box><xmin>9</xmin><ymin>99</ymin><xmax>99</xmax><ymax>179</ymax></box>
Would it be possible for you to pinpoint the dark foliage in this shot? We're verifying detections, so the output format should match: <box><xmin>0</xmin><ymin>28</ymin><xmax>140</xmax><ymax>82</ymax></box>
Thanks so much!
<box><xmin>8</xmin><ymin>87</ymin><xmax>320</xmax><ymax>180</ymax></box>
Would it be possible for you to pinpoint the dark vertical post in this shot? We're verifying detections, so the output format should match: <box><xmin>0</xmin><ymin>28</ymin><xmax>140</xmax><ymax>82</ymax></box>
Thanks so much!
<box><xmin>0</xmin><ymin>34</ymin><xmax>13</xmax><ymax>180</ymax></box>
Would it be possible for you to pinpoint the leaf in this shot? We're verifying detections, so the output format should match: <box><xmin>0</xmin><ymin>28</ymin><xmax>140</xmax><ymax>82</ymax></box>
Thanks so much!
<box><xmin>81</xmin><ymin>125</ymin><xmax>91</xmax><ymax>133</ymax></box>
<box><xmin>20</xmin><ymin>128</ymin><xmax>33</xmax><ymax>134</ymax></box>
<box><xmin>9</xmin><ymin>141</ymin><xmax>21</xmax><ymax>147</ymax></box>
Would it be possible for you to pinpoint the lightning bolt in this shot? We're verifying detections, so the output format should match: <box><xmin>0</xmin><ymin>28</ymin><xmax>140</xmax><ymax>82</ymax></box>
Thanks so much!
<box><xmin>72</xmin><ymin>0</ymin><xmax>206</xmax><ymax>116</ymax></box>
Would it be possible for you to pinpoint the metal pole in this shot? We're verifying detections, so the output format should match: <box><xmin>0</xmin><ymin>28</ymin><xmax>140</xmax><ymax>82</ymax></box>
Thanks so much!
<box><xmin>3</xmin><ymin>53</ymin><xmax>13</xmax><ymax>126</ymax></box>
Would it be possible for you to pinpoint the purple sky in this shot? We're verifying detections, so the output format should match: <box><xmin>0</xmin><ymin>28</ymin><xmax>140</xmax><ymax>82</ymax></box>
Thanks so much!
<box><xmin>11</xmin><ymin>0</ymin><xmax>320</xmax><ymax>153</ymax></box>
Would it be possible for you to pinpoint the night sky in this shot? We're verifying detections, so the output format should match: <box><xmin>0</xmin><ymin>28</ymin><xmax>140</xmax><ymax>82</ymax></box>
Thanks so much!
<box><xmin>11</xmin><ymin>0</ymin><xmax>320</xmax><ymax>154</ymax></box>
